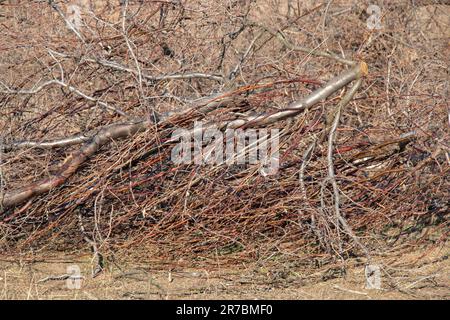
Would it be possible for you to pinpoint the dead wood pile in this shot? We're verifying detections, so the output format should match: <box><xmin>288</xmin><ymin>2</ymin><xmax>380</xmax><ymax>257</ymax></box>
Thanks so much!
<box><xmin>0</xmin><ymin>1</ymin><xmax>447</xmax><ymax>266</ymax></box>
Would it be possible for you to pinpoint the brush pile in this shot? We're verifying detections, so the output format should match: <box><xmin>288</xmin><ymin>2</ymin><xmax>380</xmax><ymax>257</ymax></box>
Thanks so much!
<box><xmin>0</xmin><ymin>1</ymin><xmax>448</xmax><ymax>265</ymax></box>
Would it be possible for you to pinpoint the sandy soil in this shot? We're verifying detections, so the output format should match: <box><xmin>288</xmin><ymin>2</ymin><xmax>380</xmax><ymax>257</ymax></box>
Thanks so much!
<box><xmin>0</xmin><ymin>244</ymin><xmax>448</xmax><ymax>300</ymax></box>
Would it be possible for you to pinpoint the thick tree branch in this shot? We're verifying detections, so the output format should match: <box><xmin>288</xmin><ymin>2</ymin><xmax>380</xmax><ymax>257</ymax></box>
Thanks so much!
<box><xmin>1</xmin><ymin>121</ymin><xmax>148</xmax><ymax>209</ymax></box>
<box><xmin>223</xmin><ymin>62</ymin><xmax>367</xmax><ymax>129</ymax></box>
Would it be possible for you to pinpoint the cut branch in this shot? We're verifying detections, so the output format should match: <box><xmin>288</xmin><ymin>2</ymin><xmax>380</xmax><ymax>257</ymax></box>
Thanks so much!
<box><xmin>224</xmin><ymin>62</ymin><xmax>367</xmax><ymax>128</ymax></box>
<box><xmin>325</xmin><ymin>78</ymin><xmax>371</xmax><ymax>259</ymax></box>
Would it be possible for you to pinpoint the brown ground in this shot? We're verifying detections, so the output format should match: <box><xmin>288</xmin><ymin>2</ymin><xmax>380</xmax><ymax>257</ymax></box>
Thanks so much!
<box><xmin>1</xmin><ymin>243</ymin><xmax>448</xmax><ymax>300</ymax></box>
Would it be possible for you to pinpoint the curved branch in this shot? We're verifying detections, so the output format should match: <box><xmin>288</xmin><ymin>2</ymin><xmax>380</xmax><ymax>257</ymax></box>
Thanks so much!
<box><xmin>149</xmin><ymin>72</ymin><xmax>223</xmax><ymax>82</ymax></box>
<box><xmin>48</xmin><ymin>0</ymin><xmax>85</xmax><ymax>43</ymax></box>
<box><xmin>85</xmin><ymin>58</ymin><xmax>224</xmax><ymax>82</ymax></box>
<box><xmin>45</xmin><ymin>49</ymin><xmax>223</xmax><ymax>83</ymax></box>
<box><xmin>326</xmin><ymin>78</ymin><xmax>371</xmax><ymax>259</ymax></box>
<box><xmin>1</xmin><ymin>121</ymin><xmax>149</xmax><ymax>210</ymax></box>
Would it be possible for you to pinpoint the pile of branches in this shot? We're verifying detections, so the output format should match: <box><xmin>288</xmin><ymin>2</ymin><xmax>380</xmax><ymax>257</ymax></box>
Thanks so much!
<box><xmin>0</xmin><ymin>1</ymin><xmax>448</xmax><ymax>266</ymax></box>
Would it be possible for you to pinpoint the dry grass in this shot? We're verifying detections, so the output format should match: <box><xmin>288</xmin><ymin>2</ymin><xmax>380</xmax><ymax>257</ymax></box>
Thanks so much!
<box><xmin>0</xmin><ymin>243</ymin><xmax>448</xmax><ymax>299</ymax></box>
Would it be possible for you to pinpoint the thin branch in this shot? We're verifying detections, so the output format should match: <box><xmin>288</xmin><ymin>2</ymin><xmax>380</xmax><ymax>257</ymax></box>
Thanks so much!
<box><xmin>46</xmin><ymin>50</ymin><xmax>223</xmax><ymax>83</ymax></box>
<box><xmin>228</xmin><ymin>31</ymin><xmax>265</xmax><ymax>80</ymax></box>
<box><xmin>77</xmin><ymin>208</ymin><xmax>103</xmax><ymax>278</ymax></box>
<box><xmin>326</xmin><ymin>78</ymin><xmax>371</xmax><ymax>260</ymax></box>
<box><xmin>0</xmin><ymin>80</ymin><xmax>128</xmax><ymax>117</ymax></box>
<box><xmin>299</xmin><ymin>139</ymin><xmax>317</xmax><ymax>198</ymax></box>
<box><xmin>223</xmin><ymin>62</ymin><xmax>367</xmax><ymax>128</ymax></box>
<box><xmin>86</xmin><ymin>57</ymin><xmax>223</xmax><ymax>83</ymax></box>
<box><xmin>255</xmin><ymin>24</ymin><xmax>356</xmax><ymax>66</ymax></box>
<box><xmin>1</xmin><ymin>133</ymin><xmax>91</xmax><ymax>153</ymax></box>
<box><xmin>121</xmin><ymin>0</ymin><xmax>144</xmax><ymax>97</ymax></box>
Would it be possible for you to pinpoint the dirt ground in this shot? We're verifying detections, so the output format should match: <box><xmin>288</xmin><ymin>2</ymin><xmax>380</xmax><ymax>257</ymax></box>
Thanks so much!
<box><xmin>0</xmin><ymin>244</ymin><xmax>448</xmax><ymax>300</ymax></box>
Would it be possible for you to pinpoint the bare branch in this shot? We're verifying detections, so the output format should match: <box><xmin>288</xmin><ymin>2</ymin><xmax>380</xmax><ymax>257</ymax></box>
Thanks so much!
<box><xmin>87</xmin><ymin>58</ymin><xmax>223</xmax><ymax>83</ymax></box>
<box><xmin>0</xmin><ymin>80</ymin><xmax>128</xmax><ymax>117</ymax></box>
<box><xmin>1</xmin><ymin>120</ymin><xmax>148</xmax><ymax>209</ymax></box>
<box><xmin>1</xmin><ymin>133</ymin><xmax>91</xmax><ymax>153</ymax></box>
<box><xmin>224</xmin><ymin>62</ymin><xmax>368</xmax><ymax>128</ymax></box>
<box><xmin>326</xmin><ymin>78</ymin><xmax>371</xmax><ymax>259</ymax></box>
<box><xmin>46</xmin><ymin>50</ymin><xmax>223</xmax><ymax>83</ymax></box>
<box><xmin>255</xmin><ymin>24</ymin><xmax>356</xmax><ymax>66</ymax></box>
<box><xmin>121</xmin><ymin>0</ymin><xmax>144</xmax><ymax>97</ymax></box>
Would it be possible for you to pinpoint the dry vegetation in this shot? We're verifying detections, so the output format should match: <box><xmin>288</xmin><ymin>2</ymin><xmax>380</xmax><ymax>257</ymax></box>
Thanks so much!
<box><xmin>0</xmin><ymin>0</ymin><xmax>448</xmax><ymax>299</ymax></box>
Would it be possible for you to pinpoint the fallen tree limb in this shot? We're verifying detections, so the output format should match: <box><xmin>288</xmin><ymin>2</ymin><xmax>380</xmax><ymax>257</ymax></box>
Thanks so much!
<box><xmin>0</xmin><ymin>62</ymin><xmax>367</xmax><ymax>211</ymax></box>
<box><xmin>1</xmin><ymin>121</ymin><xmax>148</xmax><ymax>210</ymax></box>
<box><xmin>224</xmin><ymin>62</ymin><xmax>367</xmax><ymax>129</ymax></box>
